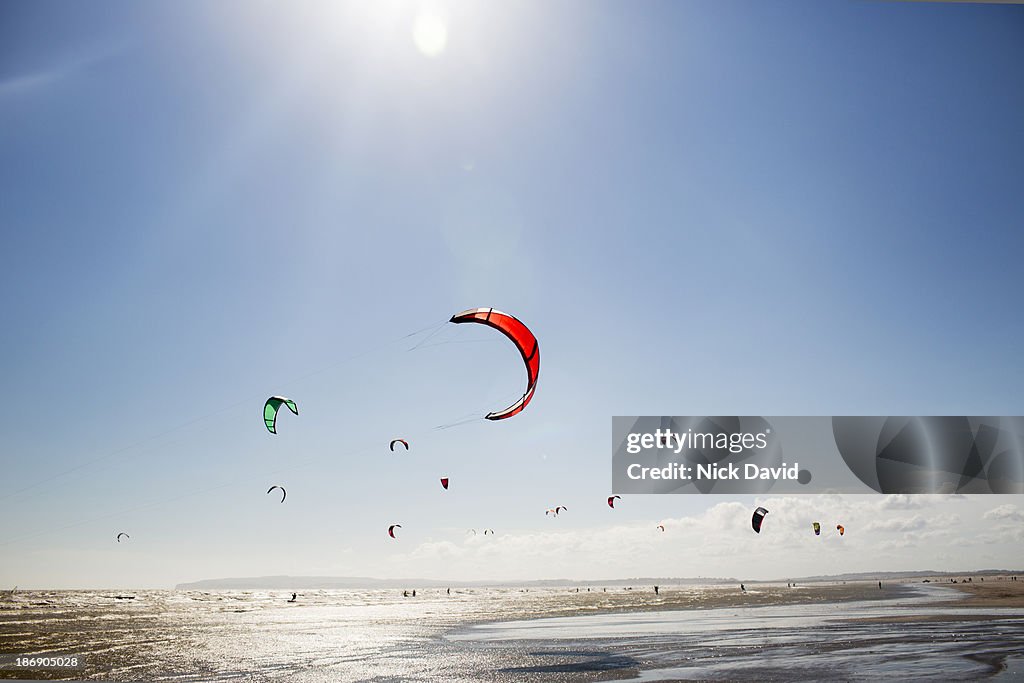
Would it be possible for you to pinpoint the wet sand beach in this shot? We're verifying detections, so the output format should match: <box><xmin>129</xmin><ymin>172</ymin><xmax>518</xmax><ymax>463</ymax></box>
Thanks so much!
<box><xmin>840</xmin><ymin>577</ymin><xmax>1024</xmax><ymax>626</ymax></box>
<box><xmin>453</xmin><ymin>582</ymin><xmax>1024</xmax><ymax>681</ymax></box>
<box><xmin>1</xmin><ymin>580</ymin><xmax>1022</xmax><ymax>680</ymax></box>
<box><xmin>944</xmin><ymin>578</ymin><xmax>1024</xmax><ymax>609</ymax></box>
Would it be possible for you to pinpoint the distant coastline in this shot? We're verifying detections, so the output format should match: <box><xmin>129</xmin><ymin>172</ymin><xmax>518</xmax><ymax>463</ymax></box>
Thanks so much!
<box><xmin>173</xmin><ymin>575</ymin><xmax>740</xmax><ymax>590</ymax></box>
<box><xmin>174</xmin><ymin>569</ymin><xmax>1020</xmax><ymax>591</ymax></box>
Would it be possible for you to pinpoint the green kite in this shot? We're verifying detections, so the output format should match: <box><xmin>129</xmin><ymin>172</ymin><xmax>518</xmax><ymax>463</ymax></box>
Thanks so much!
<box><xmin>264</xmin><ymin>396</ymin><xmax>298</xmax><ymax>434</ymax></box>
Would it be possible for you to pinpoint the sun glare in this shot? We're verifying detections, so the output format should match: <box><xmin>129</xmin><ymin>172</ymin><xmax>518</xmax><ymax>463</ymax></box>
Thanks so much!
<box><xmin>412</xmin><ymin>12</ymin><xmax>448</xmax><ymax>57</ymax></box>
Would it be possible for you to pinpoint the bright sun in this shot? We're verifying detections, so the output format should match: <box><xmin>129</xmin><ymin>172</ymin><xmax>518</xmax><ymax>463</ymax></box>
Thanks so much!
<box><xmin>412</xmin><ymin>12</ymin><xmax>448</xmax><ymax>57</ymax></box>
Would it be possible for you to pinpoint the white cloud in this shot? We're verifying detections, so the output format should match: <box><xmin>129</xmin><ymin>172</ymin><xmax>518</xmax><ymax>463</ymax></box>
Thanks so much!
<box><xmin>375</xmin><ymin>496</ymin><xmax>1023</xmax><ymax>582</ymax></box>
<box><xmin>983</xmin><ymin>504</ymin><xmax>1024</xmax><ymax>522</ymax></box>
<box><xmin>874</xmin><ymin>494</ymin><xmax>964</xmax><ymax>511</ymax></box>
<box><xmin>864</xmin><ymin>515</ymin><xmax>928</xmax><ymax>533</ymax></box>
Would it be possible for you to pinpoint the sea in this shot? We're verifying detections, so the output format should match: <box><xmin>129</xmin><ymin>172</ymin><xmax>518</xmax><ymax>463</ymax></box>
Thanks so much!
<box><xmin>1</xmin><ymin>583</ymin><xmax>1022</xmax><ymax>681</ymax></box>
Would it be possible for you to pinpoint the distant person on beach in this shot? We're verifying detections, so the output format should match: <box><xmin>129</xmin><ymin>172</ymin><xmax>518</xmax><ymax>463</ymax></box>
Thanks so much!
<box><xmin>878</xmin><ymin>582</ymin><xmax>882</xmax><ymax>589</ymax></box>
<box><xmin>403</xmin><ymin>590</ymin><xmax>408</xmax><ymax>597</ymax></box>
<box><xmin>447</xmin><ymin>588</ymin><xmax>450</xmax><ymax>595</ymax></box>
<box><xmin>412</xmin><ymin>590</ymin><xmax>416</xmax><ymax>597</ymax></box>
<box><xmin>740</xmin><ymin>584</ymin><xmax>745</xmax><ymax>592</ymax></box>
<box><xmin>288</xmin><ymin>593</ymin><xmax>297</xmax><ymax>603</ymax></box>
<box><xmin>654</xmin><ymin>586</ymin><xmax>659</xmax><ymax>595</ymax></box>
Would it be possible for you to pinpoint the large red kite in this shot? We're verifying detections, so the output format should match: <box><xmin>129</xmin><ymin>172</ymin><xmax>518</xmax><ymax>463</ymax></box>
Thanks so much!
<box><xmin>449</xmin><ymin>308</ymin><xmax>539</xmax><ymax>420</ymax></box>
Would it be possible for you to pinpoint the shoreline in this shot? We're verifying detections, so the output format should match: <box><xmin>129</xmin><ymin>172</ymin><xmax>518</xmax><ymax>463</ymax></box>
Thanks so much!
<box><xmin>833</xmin><ymin>578</ymin><xmax>1024</xmax><ymax>623</ymax></box>
<box><xmin>944</xmin><ymin>579</ymin><xmax>1024</xmax><ymax>608</ymax></box>
<box><xmin>417</xmin><ymin>581</ymin><xmax>928</xmax><ymax>628</ymax></box>
<box><xmin>448</xmin><ymin>578</ymin><xmax>1022</xmax><ymax>625</ymax></box>
<box><xmin>447</xmin><ymin>581</ymin><xmax>1024</xmax><ymax>681</ymax></box>
<box><xmin>439</xmin><ymin>578</ymin><xmax>1024</xmax><ymax>635</ymax></box>
<box><xmin>3</xmin><ymin>582</ymin><xmax>1021</xmax><ymax>681</ymax></box>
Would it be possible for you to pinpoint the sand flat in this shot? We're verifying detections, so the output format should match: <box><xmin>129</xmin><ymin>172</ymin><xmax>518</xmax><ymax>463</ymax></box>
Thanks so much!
<box><xmin>945</xmin><ymin>578</ymin><xmax>1024</xmax><ymax>608</ymax></box>
<box><xmin>451</xmin><ymin>583</ymin><xmax>1024</xmax><ymax>681</ymax></box>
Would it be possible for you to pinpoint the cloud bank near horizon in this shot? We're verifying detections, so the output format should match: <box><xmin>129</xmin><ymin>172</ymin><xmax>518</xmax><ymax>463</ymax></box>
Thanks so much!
<box><xmin>377</xmin><ymin>495</ymin><xmax>1023</xmax><ymax>583</ymax></box>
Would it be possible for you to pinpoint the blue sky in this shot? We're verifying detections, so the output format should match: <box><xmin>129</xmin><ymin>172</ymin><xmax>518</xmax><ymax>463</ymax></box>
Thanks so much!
<box><xmin>2</xmin><ymin>1</ymin><xmax>1023</xmax><ymax>588</ymax></box>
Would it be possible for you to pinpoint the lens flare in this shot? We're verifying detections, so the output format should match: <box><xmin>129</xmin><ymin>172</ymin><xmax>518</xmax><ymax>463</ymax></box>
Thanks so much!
<box><xmin>413</xmin><ymin>12</ymin><xmax>447</xmax><ymax>57</ymax></box>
